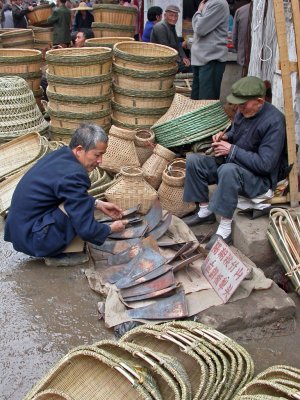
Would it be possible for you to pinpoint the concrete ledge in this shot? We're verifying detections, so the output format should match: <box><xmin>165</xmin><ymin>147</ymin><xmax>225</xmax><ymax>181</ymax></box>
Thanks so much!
<box><xmin>193</xmin><ymin>283</ymin><xmax>296</xmax><ymax>336</ymax></box>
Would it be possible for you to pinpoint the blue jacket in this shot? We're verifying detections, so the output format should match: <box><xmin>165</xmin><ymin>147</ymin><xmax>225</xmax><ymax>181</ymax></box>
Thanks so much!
<box><xmin>226</xmin><ymin>102</ymin><xmax>287</xmax><ymax>190</ymax></box>
<box><xmin>4</xmin><ymin>146</ymin><xmax>110</xmax><ymax>257</ymax></box>
<box><xmin>142</xmin><ymin>20</ymin><xmax>154</xmax><ymax>42</ymax></box>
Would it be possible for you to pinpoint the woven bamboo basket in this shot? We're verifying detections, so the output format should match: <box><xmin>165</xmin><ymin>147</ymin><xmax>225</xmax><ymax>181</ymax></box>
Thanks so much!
<box><xmin>237</xmin><ymin>380</ymin><xmax>300</xmax><ymax>398</ymax></box>
<box><xmin>46</xmin><ymin>47</ymin><xmax>112</xmax><ymax>77</ymax></box>
<box><xmin>141</xmin><ymin>144</ymin><xmax>176</xmax><ymax>190</ymax></box>
<box><xmin>27</xmin><ymin>4</ymin><xmax>52</xmax><ymax>26</ymax></box>
<box><xmin>31</xmin><ymin>389</ymin><xmax>74</xmax><ymax>400</ymax></box>
<box><xmin>113</xmin><ymin>84</ymin><xmax>175</xmax><ymax>109</ymax></box>
<box><xmin>113</xmin><ymin>64</ymin><xmax>177</xmax><ymax>91</ymax></box>
<box><xmin>49</xmin><ymin>125</ymin><xmax>110</xmax><ymax>144</ymax></box>
<box><xmin>121</xmin><ymin>325</ymin><xmax>209</xmax><ymax>399</ymax></box>
<box><xmin>134</xmin><ymin>129</ymin><xmax>155</xmax><ymax>165</ymax></box>
<box><xmin>23</xmin><ymin>349</ymin><xmax>155</xmax><ymax>400</ymax></box>
<box><xmin>158</xmin><ymin>168</ymin><xmax>196</xmax><ymax>218</ymax></box>
<box><xmin>0</xmin><ymin>28</ymin><xmax>34</xmax><ymax>48</ymax></box>
<box><xmin>101</xmin><ymin>125</ymin><xmax>139</xmax><ymax>173</ymax></box>
<box><xmin>92</xmin><ymin>22</ymin><xmax>135</xmax><ymax>38</ymax></box>
<box><xmin>113</xmin><ymin>41</ymin><xmax>178</xmax><ymax>72</ymax></box>
<box><xmin>47</xmin><ymin>94</ymin><xmax>111</xmax><ymax>114</ymax></box>
<box><xmin>93</xmin><ymin>4</ymin><xmax>137</xmax><ymax>25</ymax></box>
<box><xmin>0</xmin><ymin>132</ymin><xmax>42</xmax><ymax>179</ymax></box>
<box><xmin>105</xmin><ymin>166</ymin><xmax>158</xmax><ymax>214</ymax></box>
<box><xmin>167</xmin><ymin>158</ymin><xmax>186</xmax><ymax>172</ymax></box>
<box><xmin>0</xmin><ymin>49</ymin><xmax>42</xmax><ymax>90</ymax></box>
<box><xmin>112</xmin><ymin>100</ymin><xmax>166</xmax><ymax>130</ymax></box>
<box><xmin>31</xmin><ymin>26</ymin><xmax>53</xmax><ymax>50</ymax></box>
<box><xmin>46</xmin><ymin>71</ymin><xmax>112</xmax><ymax>98</ymax></box>
<box><xmin>85</xmin><ymin>36</ymin><xmax>134</xmax><ymax>48</ymax></box>
<box><xmin>48</xmin><ymin>108</ymin><xmax>111</xmax><ymax>131</ymax></box>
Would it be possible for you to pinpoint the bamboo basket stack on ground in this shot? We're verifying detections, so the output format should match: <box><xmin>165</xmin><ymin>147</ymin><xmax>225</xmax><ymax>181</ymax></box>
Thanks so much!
<box><xmin>45</xmin><ymin>47</ymin><xmax>113</xmax><ymax>143</ymax></box>
<box><xmin>0</xmin><ymin>28</ymin><xmax>34</xmax><ymax>48</ymax></box>
<box><xmin>24</xmin><ymin>321</ymin><xmax>256</xmax><ymax>400</ymax></box>
<box><xmin>112</xmin><ymin>42</ymin><xmax>178</xmax><ymax>130</ymax></box>
<box><xmin>30</xmin><ymin>26</ymin><xmax>53</xmax><ymax>52</ymax></box>
<box><xmin>92</xmin><ymin>4</ymin><xmax>136</xmax><ymax>38</ymax></box>
<box><xmin>0</xmin><ymin>48</ymin><xmax>43</xmax><ymax>105</ymax></box>
<box><xmin>85</xmin><ymin>36</ymin><xmax>134</xmax><ymax>48</ymax></box>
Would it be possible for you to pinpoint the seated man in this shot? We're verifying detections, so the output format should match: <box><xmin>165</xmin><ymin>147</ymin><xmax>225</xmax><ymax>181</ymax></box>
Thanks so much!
<box><xmin>183</xmin><ymin>76</ymin><xmax>287</xmax><ymax>250</ymax></box>
<box><xmin>73</xmin><ymin>28</ymin><xmax>94</xmax><ymax>47</ymax></box>
<box><xmin>142</xmin><ymin>6</ymin><xmax>163</xmax><ymax>42</ymax></box>
<box><xmin>4</xmin><ymin>124</ymin><xmax>128</xmax><ymax>267</ymax></box>
<box><xmin>150</xmin><ymin>4</ymin><xmax>191</xmax><ymax>73</ymax></box>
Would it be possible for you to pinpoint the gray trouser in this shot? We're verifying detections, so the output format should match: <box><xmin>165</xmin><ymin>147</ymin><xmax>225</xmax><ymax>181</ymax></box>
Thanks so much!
<box><xmin>183</xmin><ymin>154</ymin><xmax>271</xmax><ymax>219</ymax></box>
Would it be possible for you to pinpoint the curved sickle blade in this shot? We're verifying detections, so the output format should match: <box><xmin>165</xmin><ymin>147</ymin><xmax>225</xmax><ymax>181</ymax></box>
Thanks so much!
<box><xmin>144</xmin><ymin>199</ymin><xmax>163</xmax><ymax>232</ymax></box>
<box><xmin>145</xmin><ymin>213</ymin><xmax>172</xmax><ymax>240</ymax></box>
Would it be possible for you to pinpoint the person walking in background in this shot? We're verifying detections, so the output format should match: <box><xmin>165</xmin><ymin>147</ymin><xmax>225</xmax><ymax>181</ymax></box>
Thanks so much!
<box><xmin>233</xmin><ymin>1</ymin><xmax>251</xmax><ymax>76</ymax></box>
<box><xmin>142</xmin><ymin>6</ymin><xmax>162</xmax><ymax>42</ymax></box>
<box><xmin>71</xmin><ymin>1</ymin><xmax>94</xmax><ymax>33</ymax></box>
<box><xmin>1</xmin><ymin>2</ymin><xmax>14</xmax><ymax>28</ymax></box>
<box><xmin>119</xmin><ymin>0</ymin><xmax>139</xmax><ymax>40</ymax></box>
<box><xmin>151</xmin><ymin>4</ymin><xmax>191</xmax><ymax>73</ymax></box>
<box><xmin>12</xmin><ymin>0</ymin><xmax>33</xmax><ymax>28</ymax></box>
<box><xmin>191</xmin><ymin>0</ymin><xmax>229</xmax><ymax>100</ymax></box>
<box><xmin>47</xmin><ymin>0</ymin><xmax>71</xmax><ymax>47</ymax></box>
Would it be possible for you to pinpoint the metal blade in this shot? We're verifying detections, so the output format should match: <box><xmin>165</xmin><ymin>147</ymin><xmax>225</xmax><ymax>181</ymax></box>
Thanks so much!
<box><xmin>144</xmin><ymin>199</ymin><xmax>163</xmax><ymax>232</ymax></box>
<box><xmin>100</xmin><ymin>263</ymin><xmax>131</xmax><ymax>284</ymax></box>
<box><xmin>127</xmin><ymin>288</ymin><xmax>188</xmax><ymax>320</ymax></box>
<box><xmin>166</xmin><ymin>241</ymin><xmax>195</xmax><ymax>264</ymax></box>
<box><xmin>90</xmin><ymin>238</ymin><xmax>140</xmax><ymax>254</ymax></box>
<box><xmin>171</xmin><ymin>253</ymin><xmax>203</xmax><ymax>273</ymax></box>
<box><xmin>97</xmin><ymin>204</ymin><xmax>141</xmax><ymax>223</ymax></box>
<box><xmin>117</xmin><ymin>263</ymin><xmax>173</xmax><ymax>289</ymax></box>
<box><xmin>124</xmin><ymin>285</ymin><xmax>177</xmax><ymax>302</ymax></box>
<box><xmin>145</xmin><ymin>213</ymin><xmax>172</xmax><ymax>240</ymax></box>
<box><xmin>121</xmin><ymin>270</ymin><xmax>175</xmax><ymax>298</ymax></box>
<box><xmin>107</xmin><ymin>236</ymin><xmax>159</xmax><ymax>266</ymax></box>
<box><xmin>109</xmin><ymin>220</ymin><xmax>148</xmax><ymax>239</ymax></box>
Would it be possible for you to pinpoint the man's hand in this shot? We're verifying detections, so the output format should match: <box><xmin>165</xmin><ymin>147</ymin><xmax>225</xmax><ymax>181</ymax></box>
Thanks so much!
<box><xmin>211</xmin><ymin>140</ymin><xmax>232</xmax><ymax>156</ymax></box>
<box><xmin>212</xmin><ymin>131</ymin><xmax>228</xmax><ymax>143</ymax></box>
<box><xmin>183</xmin><ymin>57</ymin><xmax>191</xmax><ymax>67</ymax></box>
<box><xmin>110</xmin><ymin>220</ymin><xmax>128</xmax><ymax>233</ymax></box>
<box><xmin>96</xmin><ymin>200</ymin><xmax>123</xmax><ymax>220</ymax></box>
<box><xmin>28</xmin><ymin>5</ymin><xmax>34</xmax><ymax>11</ymax></box>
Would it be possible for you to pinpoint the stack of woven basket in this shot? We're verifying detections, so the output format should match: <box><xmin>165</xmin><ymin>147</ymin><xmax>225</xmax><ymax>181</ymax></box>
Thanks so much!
<box><xmin>23</xmin><ymin>321</ymin><xmax>256</xmax><ymax>400</ymax></box>
<box><xmin>112</xmin><ymin>42</ymin><xmax>178</xmax><ymax>130</ymax></box>
<box><xmin>85</xmin><ymin>36</ymin><xmax>134</xmax><ymax>48</ymax></box>
<box><xmin>92</xmin><ymin>4</ymin><xmax>136</xmax><ymax>38</ymax></box>
<box><xmin>30</xmin><ymin>26</ymin><xmax>53</xmax><ymax>52</ymax></box>
<box><xmin>0</xmin><ymin>76</ymin><xmax>48</xmax><ymax>144</ymax></box>
<box><xmin>0</xmin><ymin>28</ymin><xmax>34</xmax><ymax>48</ymax></box>
<box><xmin>0</xmin><ymin>48</ymin><xmax>43</xmax><ymax>107</ymax></box>
<box><xmin>45</xmin><ymin>47</ymin><xmax>113</xmax><ymax>142</ymax></box>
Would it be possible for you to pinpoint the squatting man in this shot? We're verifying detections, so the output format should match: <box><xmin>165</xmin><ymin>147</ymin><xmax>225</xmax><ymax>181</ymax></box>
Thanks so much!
<box><xmin>183</xmin><ymin>76</ymin><xmax>287</xmax><ymax>250</ymax></box>
<box><xmin>4</xmin><ymin>124</ymin><xmax>128</xmax><ymax>267</ymax></box>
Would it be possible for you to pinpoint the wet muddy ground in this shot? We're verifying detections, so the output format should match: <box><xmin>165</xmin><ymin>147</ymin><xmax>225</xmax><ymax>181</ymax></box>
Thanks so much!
<box><xmin>1</xmin><ymin>216</ymin><xmax>300</xmax><ymax>399</ymax></box>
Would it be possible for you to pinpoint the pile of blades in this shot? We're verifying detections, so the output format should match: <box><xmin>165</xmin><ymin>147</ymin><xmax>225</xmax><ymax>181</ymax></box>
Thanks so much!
<box><xmin>267</xmin><ymin>208</ymin><xmax>300</xmax><ymax>294</ymax></box>
<box><xmin>89</xmin><ymin>200</ymin><xmax>203</xmax><ymax>320</ymax></box>
<box><xmin>24</xmin><ymin>321</ymin><xmax>255</xmax><ymax>400</ymax></box>
<box><xmin>235</xmin><ymin>364</ymin><xmax>300</xmax><ymax>399</ymax></box>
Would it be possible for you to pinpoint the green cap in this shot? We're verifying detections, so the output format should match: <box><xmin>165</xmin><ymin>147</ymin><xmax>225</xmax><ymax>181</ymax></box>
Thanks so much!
<box><xmin>226</xmin><ymin>76</ymin><xmax>266</xmax><ymax>104</ymax></box>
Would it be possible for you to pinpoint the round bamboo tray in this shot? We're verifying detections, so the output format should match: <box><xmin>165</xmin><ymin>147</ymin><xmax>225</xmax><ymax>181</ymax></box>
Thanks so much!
<box><xmin>46</xmin><ymin>47</ymin><xmax>113</xmax><ymax>77</ymax></box>
<box><xmin>46</xmin><ymin>71</ymin><xmax>112</xmax><ymax>98</ymax></box>
<box><xmin>92</xmin><ymin>4</ymin><xmax>137</xmax><ymax>25</ymax></box>
<box><xmin>0</xmin><ymin>28</ymin><xmax>34</xmax><ymax>48</ymax></box>
<box><xmin>92</xmin><ymin>22</ymin><xmax>134</xmax><ymax>38</ymax></box>
<box><xmin>113</xmin><ymin>41</ymin><xmax>178</xmax><ymax>71</ymax></box>
<box><xmin>27</xmin><ymin>4</ymin><xmax>52</xmax><ymax>26</ymax></box>
<box><xmin>112</xmin><ymin>100</ymin><xmax>167</xmax><ymax>129</ymax></box>
<box><xmin>113</xmin><ymin>84</ymin><xmax>175</xmax><ymax>109</ymax></box>
<box><xmin>104</xmin><ymin>166</ymin><xmax>158</xmax><ymax>214</ymax></box>
<box><xmin>85</xmin><ymin>36</ymin><xmax>134</xmax><ymax>48</ymax></box>
<box><xmin>113</xmin><ymin>64</ymin><xmax>177</xmax><ymax>91</ymax></box>
<box><xmin>134</xmin><ymin>129</ymin><xmax>155</xmax><ymax>165</ymax></box>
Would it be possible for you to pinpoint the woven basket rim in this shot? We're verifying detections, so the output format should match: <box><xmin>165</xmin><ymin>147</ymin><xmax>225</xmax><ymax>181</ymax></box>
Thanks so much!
<box><xmin>93</xmin><ymin>3</ymin><xmax>138</xmax><ymax>13</ymax></box>
<box><xmin>0</xmin><ymin>48</ymin><xmax>42</xmax><ymax>59</ymax></box>
<box><xmin>86</xmin><ymin>37</ymin><xmax>134</xmax><ymax>44</ymax></box>
<box><xmin>120</xmin><ymin>166</ymin><xmax>144</xmax><ymax>177</ymax></box>
<box><xmin>1</xmin><ymin>29</ymin><xmax>32</xmax><ymax>38</ymax></box>
<box><xmin>46</xmin><ymin>47</ymin><xmax>112</xmax><ymax>64</ymax></box>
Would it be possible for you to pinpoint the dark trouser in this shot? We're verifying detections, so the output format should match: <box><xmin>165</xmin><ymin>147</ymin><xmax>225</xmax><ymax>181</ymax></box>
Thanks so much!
<box><xmin>183</xmin><ymin>154</ymin><xmax>271</xmax><ymax>219</ymax></box>
<box><xmin>191</xmin><ymin>61</ymin><xmax>226</xmax><ymax>100</ymax></box>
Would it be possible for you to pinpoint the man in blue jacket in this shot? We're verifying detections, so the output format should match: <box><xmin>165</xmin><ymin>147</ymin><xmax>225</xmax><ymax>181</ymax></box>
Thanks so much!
<box><xmin>183</xmin><ymin>76</ymin><xmax>287</xmax><ymax>249</ymax></box>
<box><xmin>4</xmin><ymin>124</ymin><xmax>128</xmax><ymax>267</ymax></box>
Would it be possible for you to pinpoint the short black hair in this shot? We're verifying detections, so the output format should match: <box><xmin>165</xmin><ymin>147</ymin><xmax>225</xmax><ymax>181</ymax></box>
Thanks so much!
<box><xmin>81</xmin><ymin>28</ymin><xmax>94</xmax><ymax>40</ymax></box>
<box><xmin>147</xmin><ymin>6</ymin><xmax>163</xmax><ymax>21</ymax></box>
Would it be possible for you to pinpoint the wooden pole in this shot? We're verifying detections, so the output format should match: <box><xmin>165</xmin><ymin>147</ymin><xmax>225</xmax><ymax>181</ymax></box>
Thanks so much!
<box><xmin>273</xmin><ymin>0</ymin><xmax>299</xmax><ymax>207</ymax></box>
<box><xmin>290</xmin><ymin>0</ymin><xmax>300</xmax><ymax>77</ymax></box>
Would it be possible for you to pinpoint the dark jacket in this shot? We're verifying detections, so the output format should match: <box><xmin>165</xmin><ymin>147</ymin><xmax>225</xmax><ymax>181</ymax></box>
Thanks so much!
<box><xmin>47</xmin><ymin>4</ymin><xmax>71</xmax><ymax>45</ymax></box>
<box><xmin>4</xmin><ymin>146</ymin><xmax>110</xmax><ymax>257</ymax></box>
<box><xmin>12</xmin><ymin>4</ymin><xmax>30</xmax><ymax>28</ymax></box>
<box><xmin>73</xmin><ymin>11</ymin><xmax>94</xmax><ymax>32</ymax></box>
<box><xmin>226</xmin><ymin>102</ymin><xmax>287</xmax><ymax>190</ymax></box>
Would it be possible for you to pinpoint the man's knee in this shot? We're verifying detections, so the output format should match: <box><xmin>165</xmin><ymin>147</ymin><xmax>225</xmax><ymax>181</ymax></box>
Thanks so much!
<box><xmin>186</xmin><ymin>153</ymin><xmax>207</xmax><ymax>170</ymax></box>
<box><xmin>217</xmin><ymin>163</ymin><xmax>241</xmax><ymax>179</ymax></box>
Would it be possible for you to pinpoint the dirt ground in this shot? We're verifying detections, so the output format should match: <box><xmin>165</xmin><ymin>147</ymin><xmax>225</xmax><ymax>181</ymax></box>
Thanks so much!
<box><xmin>1</xmin><ymin>216</ymin><xmax>300</xmax><ymax>400</ymax></box>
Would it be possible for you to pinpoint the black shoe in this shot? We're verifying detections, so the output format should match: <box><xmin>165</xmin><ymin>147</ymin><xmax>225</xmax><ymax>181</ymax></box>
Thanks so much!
<box><xmin>182</xmin><ymin>212</ymin><xmax>216</xmax><ymax>227</ymax></box>
<box><xmin>205</xmin><ymin>233</ymin><xmax>232</xmax><ymax>250</ymax></box>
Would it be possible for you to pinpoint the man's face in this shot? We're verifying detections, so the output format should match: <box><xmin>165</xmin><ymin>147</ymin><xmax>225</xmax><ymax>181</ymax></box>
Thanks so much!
<box><xmin>165</xmin><ymin>11</ymin><xmax>178</xmax><ymax>25</ymax></box>
<box><xmin>238</xmin><ymin>98</ymin><xmax>264</xmax><ymax>118</ymax></box>
<box><xmin>15</xmin><ymin>0</ymin><xmax>22</xmax><ymax>6</ymax></box>
<box><xmin>75</xmin><ymin>32</ymin><xmax>85</xmax><ymax>48</ymax></box>
<box><xmin>74</xmin><ymin>141</ymin><xmax>107</xmax><ymax>172</ymax></box>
